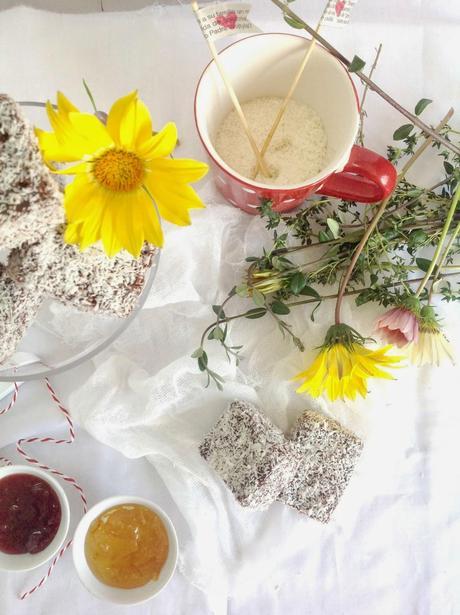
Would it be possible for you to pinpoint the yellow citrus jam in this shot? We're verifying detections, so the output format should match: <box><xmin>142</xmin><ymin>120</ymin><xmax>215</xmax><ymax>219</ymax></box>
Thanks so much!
<box><xmin>84</xmin><ymin>504</ymin><xmax>169</xmax><ymax>589</ymax></box>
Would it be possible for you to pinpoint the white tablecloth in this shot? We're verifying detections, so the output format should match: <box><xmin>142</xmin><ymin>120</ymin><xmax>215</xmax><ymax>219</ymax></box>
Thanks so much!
<box><xmin>1</xmin><ymin>2</ymin><xmax>460</xmax><ymax>614</ymax></box>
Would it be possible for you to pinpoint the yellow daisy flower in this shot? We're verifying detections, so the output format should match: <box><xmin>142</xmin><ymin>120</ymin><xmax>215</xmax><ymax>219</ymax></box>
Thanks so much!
<box><xmin>293</xmin><ymin>324</ymin><xmax>402</xmax><ymax>401</ymax></box>
<box><xmin>35</xmin><ymin>90</ymin><xmax>208</xmax><ymax>257</ymax></box>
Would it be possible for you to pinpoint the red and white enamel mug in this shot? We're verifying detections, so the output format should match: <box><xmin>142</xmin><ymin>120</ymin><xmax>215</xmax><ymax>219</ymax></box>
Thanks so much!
<box><xmin>194</xmin><ymin>33</ymin><xmax>397</xmax><ymax>214</ymax></box>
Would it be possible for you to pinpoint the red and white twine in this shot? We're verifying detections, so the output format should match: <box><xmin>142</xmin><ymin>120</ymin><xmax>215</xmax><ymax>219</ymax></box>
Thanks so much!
<box><xmin>0</xmin><ymin>379</ymin><xmax>87</xmax><ymax>600</ymax></box>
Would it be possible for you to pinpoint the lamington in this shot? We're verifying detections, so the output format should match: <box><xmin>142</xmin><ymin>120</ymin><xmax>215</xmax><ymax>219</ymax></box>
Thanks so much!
<box><xmin>6</xmin><ymin>226</ymin><xmax>157</xmax><ymax>319</ymax></box>
<box><xmin>279</xmin><ymin>410</ymin><xmax>363</xmax><ymax>523</ymax></box>
<box><xmin>0</xmin><ymin>94</ymin><xmax>63</xmax><ymax>250</ymax></box>
<box><xmin>199</xmin><ymin>400</ymin><xmax>301</xmax><ymax>510</ymax></box>
<box><xmin>0</xmin><ymin>264</ymin><xmax>44</xmax><ymax>363</ymax></box>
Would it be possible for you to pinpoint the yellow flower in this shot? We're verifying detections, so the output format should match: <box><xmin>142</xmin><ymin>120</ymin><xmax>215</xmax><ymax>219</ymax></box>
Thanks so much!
<box><xmin>293</xmin><ymin>324</ymin><xmax>402</xmax><ymax>401</ymax></box>
<box><xmin>35</xmin><ymin>91</ymin><xmax>208</xmax><ymax>257</ymax></box>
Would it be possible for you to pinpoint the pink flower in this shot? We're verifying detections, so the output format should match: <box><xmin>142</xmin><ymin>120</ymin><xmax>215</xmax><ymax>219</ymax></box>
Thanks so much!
<box><xmin>376</xmin><ymin>306</ymin><xmax>420</xmax><ymax>347</ymax></box>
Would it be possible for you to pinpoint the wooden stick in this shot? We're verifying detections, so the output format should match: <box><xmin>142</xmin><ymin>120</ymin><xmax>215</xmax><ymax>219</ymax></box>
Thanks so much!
<box><xmin>334</xmin><ymin>108</ymin><xmax>454</xmax><ymax>324</ymax></box>
<box><xmin>252</xmin><ymin>6</ymin><xmax>327</xmax><ymax>179</ymax></box>
<box><xmin>269</xmin><ymin>0</ymin><xmax>460</xmax><ymax>158</ymax></box>
<box><xmin>357</xmin><ymin>43</ymin><xmax>383</xmax><ymax>146</ymax></box>
<box><xmin>191</xmin><ymin>0</ymin><xmax>271</xmax><ymax>177</ymax></box>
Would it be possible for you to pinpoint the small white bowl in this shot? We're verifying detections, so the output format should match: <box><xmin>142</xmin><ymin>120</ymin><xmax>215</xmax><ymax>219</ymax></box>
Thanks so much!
<box><xmin>0</xmin><ymin>464</ymin><xmax>70</xmax><ymax>572</ymax></box>
<box><xmin>72</xmin><ymin>495</ymin><xmax>178</xmax><ymax>605</ymax></box>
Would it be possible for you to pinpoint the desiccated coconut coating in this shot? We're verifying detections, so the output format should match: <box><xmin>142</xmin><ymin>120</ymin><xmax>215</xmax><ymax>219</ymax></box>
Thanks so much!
<box><xmin>279</xmin><ymin>410</ymin><xmax>363</xmax><ymax>523</ymax></box>
<box><xmin>0</xmin><ymin>264</ymin><xmax>44</xmax><ymax>363</ymax></box>
<box><xmin>0</xmin><ymin>94</ymin><xmax>64</xmax><ymax>250</ymax></box>
<box><xmin>7</xmin><ymin>226</ymin><xmax>157</xmax><ymax>319</ymax></box>
<box><xmin>200</xmin><ymin>400</ymin><xmax>301</xmax><ymax>510</ymax></box>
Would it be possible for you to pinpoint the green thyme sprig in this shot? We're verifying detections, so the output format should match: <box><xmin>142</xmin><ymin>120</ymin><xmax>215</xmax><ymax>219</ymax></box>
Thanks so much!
<box><xmin>194</xmin><ymin>106</ymin><xmax>460</xmax><ymax>388</ymax></box>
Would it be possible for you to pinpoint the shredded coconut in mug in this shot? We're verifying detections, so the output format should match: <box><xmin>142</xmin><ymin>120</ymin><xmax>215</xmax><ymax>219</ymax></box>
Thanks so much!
<box><xmin>215</xmin><ymin>96</ymin><xmax>328</xmax><ymax>186</ymax></box>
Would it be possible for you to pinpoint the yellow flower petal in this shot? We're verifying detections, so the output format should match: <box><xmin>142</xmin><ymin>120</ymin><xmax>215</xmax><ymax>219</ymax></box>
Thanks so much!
<box><xmin>137</xmin><ymin>189</ymin><xmax>164</xmax><ymax>247</ymax></box>
<box><xmin>36</xmin><ymin>99</ymin><xmax>84</xmax><ymax>163</ymax></box>
<box><xmin>294</xmin><ymin>350</ymin><xmax>327</xmax><ymax>396</ymax></box>
<box><xmin>106</xmin><ymin>91</ymin><xmax>137</xmax><ymax>146</ymax></box>
<box><xmin>46</xmin><ymin>100</ymin><xmax>70</xmax><ymax>140</ymax></box>
<box><xmin>137</xmin><ymin>122</ymin><xmax>178</xmax><ymax>159</ymax></box>
<box><xmin>109</xmin><ymin>192</ymin><xmax>145</xmax><ymax>257</ymax></box>
<box><xmin>35</xmin><ymin>128</ymin><xmax>73</xmax><ymax>165</ymax></box>
<box><xmin>294</xmin><ymin>340</ymin><xmax>401</xmax><ymax>402</ymax></box>
<box><xmin>293</xmin><ymin>349</ymin><xmax>326</xmax><ymax>382</ymax></box>
<box><xmin>146</xmin><ymin>179</ymin><xmax>204</xmax><ymax>226</ymax></box>
<box><xmin>106</xmin><ymin>91</ymin><xmax>153</xmax><ymax>149</ymax></box>
<box><xmin>64</xmin><ymin>175</ymin><xmax>100</xmax><ymax>222</ymax></box>
<box><xmin>134</xmin><ymin>99</ymin><xmax>154</xmax><ymax>147</ymax></box>
<box><xmin>345</xmin><ymin>375</ymin><xmax>365</xmax><ymax>399</ymax></box>
<box><xmin>57</xmin><ymin>91</ymin><xmax>79</xmax><ymax>115</ymax></box>
<box><xmin>54</xmin><ymin>161</ymin><xmax>91</xmax><ymax>176</ymax></box>
<box><xmin>41</xmin><ymin>99</ymin><xmax>112</xmax><ymax>162</ymax></box>
<box><xmin>78</xmin><ymin>207</ymin><xmax>105</xmax><ymax>251</ymax></box>
<box><xmin>150</xmin><ymin>157</ymin><xmax>209</xmax><ymax>183</ymax></box>
<box><xmin>353</xmin><ymin>357</ymin><xmax>395</xmax><ymax>381</ymax></box>
<box><xmin>64</xmin><ymin>221</ymin><xmax>82</xmax><ymax>245</ymax></box>
<box><xmin>67</xmin><ymin>112</ymin><xmax>113</xmax><ymax>152</ymax></box>
<box><xmin>64</xmin><ymin>181</ymin><xmax>105</xmax><ymax>251</ymax></box>
<box><xmin>100</xmin><ymin>200</ymin><xmax>125</xmax><ymax>257</ymax></box>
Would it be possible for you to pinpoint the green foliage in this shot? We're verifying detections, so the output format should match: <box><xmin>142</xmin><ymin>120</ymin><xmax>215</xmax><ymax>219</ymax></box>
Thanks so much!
<box><xmin>416</xmin><ymin>257</ymin><xmax>431</xmax><ymax>272</ymax></box>
<box><xmin>196</xmin><ymin>111</ymin><xmax>460</xmax><ymax>389</ymax></box>
<box><xmin>393</xmin><ymin>124</ymin><xmax>414</xmax><ymax>141</ymax></box>
<box><xmin>414</xmin><ymin>98</ymin><xmax>432</xmax><ymax>116</ymax></box>
<box><xmin>271</xmin><ymin>300</ymin><xmax>290</xmax><ymax>315</ymax></box>
<box><xmin>348</xmin><ymin>55</ymin><xmax>366</xmax><ymax>73</ymax></box>
<box><xmin>283</xmin><ymin>14</ymin><xmax>305</xmax><ymax>28</ymax></box>
<box><xmin>289</xmin><ymin>271</ymin><xmax>307</xmax><ymax>294</ymax></box>
<box><xmin>326</xmin><ymin>218</ymin><xmax>340</xmax><ymax>238</ymax></box>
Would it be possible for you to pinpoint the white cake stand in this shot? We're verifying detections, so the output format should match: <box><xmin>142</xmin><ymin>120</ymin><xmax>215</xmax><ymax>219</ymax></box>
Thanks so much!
<box><xmin>0</xmin><ymin>257</ymin><xmax>159</xmax><ymax>383</ymax></box>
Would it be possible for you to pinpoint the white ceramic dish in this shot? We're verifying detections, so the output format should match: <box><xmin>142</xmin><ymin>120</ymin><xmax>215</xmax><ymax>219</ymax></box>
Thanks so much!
<box><xmin>72</xmin><ymin>495</ymin><xmax>178</xmax><ymax>605</ymax></box>
<box><xmin>0</xmin><ymin>465</ymin><xmax>70</xmax><ymax>572</ymax></box>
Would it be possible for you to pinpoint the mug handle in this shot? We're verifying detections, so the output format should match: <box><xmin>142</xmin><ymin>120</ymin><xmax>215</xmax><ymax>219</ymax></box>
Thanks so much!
<box><xmin>319</xmin><ymin>145</ymin><xmax>397</xmax><ymax>203</ymax></box>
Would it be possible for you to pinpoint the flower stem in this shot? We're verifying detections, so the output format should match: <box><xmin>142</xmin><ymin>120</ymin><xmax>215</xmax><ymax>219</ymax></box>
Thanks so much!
<box><xmin>334</xmin><ymin>198</ymin><xmax>389</xmax><ymax>324</ymax></box>
<box><xmin>334</xmin><ymin>109</ymin><xmax>454</xmax><ymax>324</ymax></box>
<box><xmin>417</xmin><ymin>184</ymin><xmax>460</xmax><ymax>297</ymax></box>
<box><xmin>357</xmin><ymin>44</ymin><xmax>383</xmax><ymax>147</ymax></box>
<box><xmin>383</xmin><ymin>178</ymin><xmax>448</xmax><ymax>218</ymax></box>
<box><xmin>201</xmin><ymin>271</ymin><xmax>459</xmax><ymax>343</ymax></box>
<box><xmin>438</xmin><ymin>224</ymin><xmax>460</xmax><ymax>268</ymax></box>
<box><xmin>82</xmin><ymin>79</ymin><xmax>98</xmax><ymax>115</ymax></box>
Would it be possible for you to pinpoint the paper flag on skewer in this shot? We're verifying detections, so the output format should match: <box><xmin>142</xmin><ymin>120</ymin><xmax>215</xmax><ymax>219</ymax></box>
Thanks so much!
<box><xmin>194</xmin><ymin>2</ymin><xmax>260</xmax><ymax>42</ymax></box>
<box><xmin>323</xmin><ymin>0</ymin><xmax>358</xmax><ymax>26</ymax></box>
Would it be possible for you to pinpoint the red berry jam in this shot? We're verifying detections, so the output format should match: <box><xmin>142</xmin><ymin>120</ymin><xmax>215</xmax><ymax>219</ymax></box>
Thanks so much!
<box><xmin>0</xmin><ymin>474</ymin><xmax>61</xmax><ymax>555</ymax></box>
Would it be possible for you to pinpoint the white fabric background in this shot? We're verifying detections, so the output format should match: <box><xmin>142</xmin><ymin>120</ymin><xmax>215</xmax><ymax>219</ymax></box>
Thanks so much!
<box><xmin>0</xmin><ymin>1</ymin><xmax>460</xmax><ymax>614</ymax></box>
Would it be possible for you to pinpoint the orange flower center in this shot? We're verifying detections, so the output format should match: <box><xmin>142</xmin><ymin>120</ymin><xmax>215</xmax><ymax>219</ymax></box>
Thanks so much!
<box><xmin>92</xmin><ymin>148</ymin><xmax>144</xmax><ymax>192</ymax></box>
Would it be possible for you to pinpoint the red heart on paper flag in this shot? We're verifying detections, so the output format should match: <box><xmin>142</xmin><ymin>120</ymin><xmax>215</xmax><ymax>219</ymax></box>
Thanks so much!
<box><xmin>335</xmin><ymin>0</ymin><xmax>346</xmax><ymax>16</ymax></box>
<box><xmin>216</xmin><ymin>11</ymin><xmax>238</xmax><ymax>30</ymax></box>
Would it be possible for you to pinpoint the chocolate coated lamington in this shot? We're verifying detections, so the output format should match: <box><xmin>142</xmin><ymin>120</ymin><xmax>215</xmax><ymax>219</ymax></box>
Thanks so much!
<box><xmin>0</xmin><ymin>94</ymin><xmax>64</xmax><ymax>250</ymax></box>
<box><xmin>279</xmin><ymin>410</ymin><xmax>363</xmax><ymax>523</ymax></box>
<box><xmin>200</xmin><ymin>400</ymin><xmax>300</xmax><ymax>510</ymax></box>
<box><xmin>0</xmin><ymin>264</ymin><xmax>44</xmax><ymax>363</ymax></box>
<box><xmin>7</xmin><ymin>226</ymin><xmax>157</xmax><ymax>319</ymax></box>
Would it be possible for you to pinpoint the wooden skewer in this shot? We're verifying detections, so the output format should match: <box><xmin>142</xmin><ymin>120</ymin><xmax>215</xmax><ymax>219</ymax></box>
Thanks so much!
<box><xmin>191</xmin><ymin>0</ymin><xmax>271</xmax><ymax>178</ymax></box>
<box><xmin>251</xmin><ymin>6</ymin><xmax>327</xmax><ymax>179</ymax></box>
<box><xmin>269</xmin><ymin>0</ymin><xmax>460</xmax><ymax>158</ymax></box>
